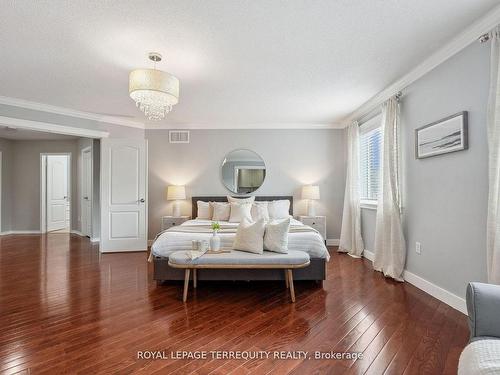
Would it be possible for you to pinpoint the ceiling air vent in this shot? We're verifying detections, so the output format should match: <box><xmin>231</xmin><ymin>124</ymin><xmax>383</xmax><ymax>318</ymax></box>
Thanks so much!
<box><xmin>169</xmin><ymin>130</ymin><xmax>190</xmax><ymax>144</ymax></box>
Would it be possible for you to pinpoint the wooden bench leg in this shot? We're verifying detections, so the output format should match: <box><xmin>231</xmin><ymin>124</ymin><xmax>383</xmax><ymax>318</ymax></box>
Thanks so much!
<box><xmin>183</xmin><ymin>269</ymin><xmax>191</xmax><ymax>302</ymax></box>
<box><xmin>284</xmin><ymin>270</ymin><xmax>289</xmax><ymax>289</ymax></box>
<box><xmin>193</xmin><ymin>269</ymin><xmax>197</xmax><ymax>289</ymax></box>
<box><xmin>287</xmin><ymin>269</ymin><xmax>295</xmax><ymax>303</ymax></box>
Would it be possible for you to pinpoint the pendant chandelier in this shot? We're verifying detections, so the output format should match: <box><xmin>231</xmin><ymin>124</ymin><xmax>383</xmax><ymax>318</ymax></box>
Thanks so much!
<box><xmin>129</xmin><ymin>52</ymin><xmax>179</xmax><ymax>121</ymax></box>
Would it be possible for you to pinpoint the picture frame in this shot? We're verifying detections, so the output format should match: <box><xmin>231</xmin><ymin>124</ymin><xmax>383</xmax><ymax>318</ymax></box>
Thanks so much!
<box><xmin>415</xmin><ymin>111</ymin><xmax>468</xmax><ymax>159</ymax></box>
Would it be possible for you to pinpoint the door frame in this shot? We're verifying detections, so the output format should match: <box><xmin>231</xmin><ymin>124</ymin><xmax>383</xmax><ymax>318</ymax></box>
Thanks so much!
<box><xmin>80</xmin><ymin>146</ymin><xmax>93</xmax><ymax>237</ymax></box>
<box><xmin>40</xmin><ymin>153</ymin><xmax>72</xmax><ymax>233</ymax></box>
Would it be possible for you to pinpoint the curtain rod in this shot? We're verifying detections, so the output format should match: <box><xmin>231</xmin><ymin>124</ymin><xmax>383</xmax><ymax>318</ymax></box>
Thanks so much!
<box><xmin>357</xmin><ymin>91</ymin><xmax>402</xmax><ymax>126</ymax></box>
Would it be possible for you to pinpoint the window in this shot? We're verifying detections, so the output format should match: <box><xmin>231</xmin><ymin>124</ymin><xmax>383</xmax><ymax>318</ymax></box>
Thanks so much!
<box><xmin>359</xmin><ymin>115</ymin><xmax>382</xmax><ymax>205</ymax></box>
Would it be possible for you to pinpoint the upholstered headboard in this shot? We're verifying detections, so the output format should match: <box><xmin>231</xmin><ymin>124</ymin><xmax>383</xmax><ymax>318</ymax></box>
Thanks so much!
<box><xmin>191</xmin><ymin>196</ymin><xmax>293</xmax><ymax>219</ymax></box>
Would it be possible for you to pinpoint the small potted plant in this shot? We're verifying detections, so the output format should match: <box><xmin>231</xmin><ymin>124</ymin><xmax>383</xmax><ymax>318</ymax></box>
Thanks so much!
<box><xmin>210</xmin><ymin>222</ymin><xmax>221</xmax><ymax>251</ymax></box>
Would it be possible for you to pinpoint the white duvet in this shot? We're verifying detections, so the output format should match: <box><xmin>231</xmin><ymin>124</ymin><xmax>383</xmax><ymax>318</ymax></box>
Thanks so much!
<box><xmin>151</xmin><ymin>218</ymin><xmax>330</xmax><ymax>260</ymax></box>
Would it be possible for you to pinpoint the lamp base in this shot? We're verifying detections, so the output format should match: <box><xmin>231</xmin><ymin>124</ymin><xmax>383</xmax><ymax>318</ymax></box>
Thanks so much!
<box><xmin>307</xmin><ymin>200</ymin><xmax>316</xmax><ymax>217</ymax></box>
<box><xmin>172</xmin><ymin>201</ymin><xmax>181</xmax><ymax>217</ymax></box>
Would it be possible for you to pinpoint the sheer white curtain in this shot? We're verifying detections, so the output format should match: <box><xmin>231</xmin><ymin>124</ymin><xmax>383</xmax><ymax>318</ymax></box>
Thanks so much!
<box><xmin>373</xmin><ymin>97</ymin><xmax>406</xmax><ymax>281</ymax></box>
<box><xmin>339</xmin><ymin>122</ymin><xmax>364</xmax><ymax>258</ymax></box>
<box><xmin>487</xmin><ymin>26</ymin><xmax>500</xmax><ymax>284</ymax></box>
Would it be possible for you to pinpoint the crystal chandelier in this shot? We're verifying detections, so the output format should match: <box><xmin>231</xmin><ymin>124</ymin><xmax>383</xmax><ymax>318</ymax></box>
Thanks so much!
<box><xmin>129</xmin><ymin>52</ymin><xmax>179</xmax><ymax>121</ymax></box>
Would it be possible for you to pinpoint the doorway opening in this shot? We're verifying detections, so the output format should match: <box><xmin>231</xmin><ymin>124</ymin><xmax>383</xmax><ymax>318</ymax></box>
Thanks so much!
<box><xmin>40</xmin><ymin>153</ymin><xmax>71</xmax><ymax>233</ymax></box>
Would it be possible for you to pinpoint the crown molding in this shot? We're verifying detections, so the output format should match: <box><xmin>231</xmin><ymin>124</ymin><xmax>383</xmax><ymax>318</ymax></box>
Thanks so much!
<box><xmin>0</xmin><ymin>95</ymin><xmax>145</xmax><ymax>129</ymax></box>
<box><xmin>345</xmin><ymin>4</ymin><xmax>500</xmax><ymax>124</ymax></box>
<box><xmin>0</xmin><ymin>116</ymin><xmax>110</xmax><ymax>138</ymax></box>
<box><xmin>144</xmin><ymin>122</ymin><xmax>347</xmax><ymax>130</ymax></box>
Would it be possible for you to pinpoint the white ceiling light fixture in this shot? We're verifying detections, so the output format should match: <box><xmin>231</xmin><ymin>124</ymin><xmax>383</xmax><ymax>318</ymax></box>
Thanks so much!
<box><xmin>129</xmin><ymin>52</ymin><xmax>179</xmax><ymax>121</ymax></box>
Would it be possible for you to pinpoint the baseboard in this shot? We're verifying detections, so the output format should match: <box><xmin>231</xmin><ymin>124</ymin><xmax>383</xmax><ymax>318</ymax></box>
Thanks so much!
<box><xmin>70</xmin><ymin>230</ymin><xmax>84</xmax><ymax>237</ymax></box>
<box><xmin>403</xmin><ymin>269</ymin><xmax>467</xmax><ymax>314</ymax></box>
<box><xmin>363</xmin><ymin>249</ymin><xmax>374</xmax><ymax>261</ymax></box>
<box><xmin>326</xmin><ymin>239</ymin><xmax>339</xmax><ymax>246</ymax></box>
<box><xmin>90</xmin><ymin>237</ymin><xmax>100</xmax><ymax>243</ymax></box>
<box><xmin>361</xmin><ymin>249</ymin><xmax>466</xmax><ymax>314</ymax></box>
<box><xmin>1</xmin><ymin>230</ymin><xmax>41</xmax><ymax>235</ymax></box>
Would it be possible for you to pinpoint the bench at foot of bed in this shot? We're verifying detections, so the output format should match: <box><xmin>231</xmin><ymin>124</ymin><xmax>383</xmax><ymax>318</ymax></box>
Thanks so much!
<box><xmin>167</xmin><ymin>250</ymin><xmax>311</xmax><ymax>302</ymax></box>
<box><xmin>153</xmin><ymin>253</ymin><xmax>327</xmax><ymax>284</ymax></box>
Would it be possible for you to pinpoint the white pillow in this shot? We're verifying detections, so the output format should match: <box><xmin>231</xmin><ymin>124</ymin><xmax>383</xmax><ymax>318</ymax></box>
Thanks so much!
<box><xmin>212</xmin><ymin>202</ymin><xmax>230</xmax><ymax>221</ymax></box>
<box><xmin>227</xmin><ymin>196</ymin><xmax>255</xmax><ymax>204</ymax></box>
<box><xmin>233</xmin><ymin>219</ymin><xmax>265</xmax><ymax>254</ymax></box>
<box><xmin>196</xmin><ymin>201</ymin><xmax>213</xmax><ymax>220</ymax></box>
<box><xmin>264</xmin><ymin>218</ymin><xmax>291</xmax><ymax>254</ymax></box>
<box><xmin>268</xmin><ymin>200</ymin><xmax>291</xmax><ymax>219</ymax></box>
<box><xmin>251</xmin><ymin>201</ymin><xmax>270</xmax><ymax>222</ymax></box>
<box><xmin>229</xmin><ymin>202</ymin><xmax>253</xmax><ymax>223</ymax></box>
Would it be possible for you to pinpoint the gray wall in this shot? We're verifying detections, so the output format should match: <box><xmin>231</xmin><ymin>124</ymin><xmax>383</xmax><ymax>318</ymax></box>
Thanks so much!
<box><xmin>361</xmin><ymin>40</ymin><xmax>490</xmax><ymax>298</ymax></box>
<box><xmin>0</xmin><ymin>138</ymin><xmax>14</xmax><ymax>232</ymax></box>
<box><xmin>146</xmin><ymin>129</ymin><xmax>346</xmax><ymax>240</ymax></box>
<box><xmin>0</xmin><ymin>103</ymin><xmax>130</xmax><ymax>235</ymax></box>
<box><xmin>10</xmin><ymin>139</ymin><xmax>79</xmax><ymax>231</ymax></box>
<box><xmin>0</xmin><ymin>137</ymin><xmax>100</xmax><ymax>234</ymax></box>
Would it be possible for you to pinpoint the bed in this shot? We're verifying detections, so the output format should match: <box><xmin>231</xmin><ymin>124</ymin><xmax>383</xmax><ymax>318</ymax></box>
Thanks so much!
<box><xmin>151</xmin><ymin>196</ymin><xmax>329</xmax><ymax>282</ymax></box>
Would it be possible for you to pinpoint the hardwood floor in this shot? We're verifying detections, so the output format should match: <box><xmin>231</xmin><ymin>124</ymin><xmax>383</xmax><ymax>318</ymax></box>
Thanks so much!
<box><xmin>0</xmin><ymin>234</ymin><xmax>468</xmax><ymax>374</ymax></box>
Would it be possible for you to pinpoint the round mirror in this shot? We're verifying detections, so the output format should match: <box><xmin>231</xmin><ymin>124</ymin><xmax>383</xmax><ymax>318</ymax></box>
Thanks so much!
<box><xmin>221</xmin><ymin>149</ymin><xmax>266</xmax><ymax>194</ymax></box>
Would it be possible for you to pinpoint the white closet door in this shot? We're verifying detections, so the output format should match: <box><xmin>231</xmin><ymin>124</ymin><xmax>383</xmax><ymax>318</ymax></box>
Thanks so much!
<box><xmin>100</xmin><ymin>139</ymin><xmax>147</xmax><ymax>252</ymax></box>
<box><xmin>81</xmin><ymin>149</ymin><xmax>92</xmax><ymax>237</ymax></box>
<box><xmin>47</xmin><ymin>155</ymin><xmax>69</xmax><ymax>232</ymax></box>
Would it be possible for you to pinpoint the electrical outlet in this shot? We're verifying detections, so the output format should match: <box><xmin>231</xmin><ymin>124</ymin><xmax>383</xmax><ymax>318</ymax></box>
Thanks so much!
<box><xmin>416</xmin><ymin>242</ymin><xmax>422</xmax><ymax>254</ymax></box>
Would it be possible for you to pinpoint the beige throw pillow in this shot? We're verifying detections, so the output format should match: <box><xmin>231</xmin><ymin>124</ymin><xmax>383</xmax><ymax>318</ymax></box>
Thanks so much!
<box><xmin>196</xmin><ymin>201</ymin><xmax>212</xmax><ymax>220</ymax></box>
<box><xmin>227</xmin><ymin>196</ymin><xmax>256</xmax><ymax>204</ymax></box>
<box><xmin>229</xmin><ymin>202</ymin><xmax>253</xmax><ymax>223</ymax></box>
<box><xmin>233</xmin><ymin>219</ymin><xmax>265</xmax><ymax>254</ymax></box>
<box><xmin>212</xmin><ymin>202</ymin><xmax>230</xmax><ymax>221</ymax></box>
<box><xmin>268</xmin><ymin>200</ymin><xmax>291</xmax><ymax>220</ymax></box>
<box><xmin>264</xmin><ymin>218</ymin><xmax>291</xmax><ymax>254</ymax></box>
<box><xmin>251</xmin><ymin>201</ymin><xmax>270</xmax><ymax>222</ymax></box>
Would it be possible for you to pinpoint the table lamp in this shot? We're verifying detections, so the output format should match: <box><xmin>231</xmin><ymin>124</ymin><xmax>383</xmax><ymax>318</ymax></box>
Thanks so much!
<box><xmin>302</xmin><ymin>185</ymin><xmax>320</xmax><ymax>216</ymax></box>
<box><xmin>167</xmin><ymin>185</ymin><xmax>186</xmax><ymax>217</ymax></box>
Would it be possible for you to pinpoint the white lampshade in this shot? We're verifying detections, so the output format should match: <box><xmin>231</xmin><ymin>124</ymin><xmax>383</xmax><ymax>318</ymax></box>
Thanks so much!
<box><xmin>129</xmin><ymin>69</ymin><xmax>179</xmax><ymax>121</ymax></box>
<box><xmin>302</xmin><ymin>185</ymin><xmax>320</xmax><ymax>200</ymax></box>
<box><xmin>166</xmin><ymin>185</ymin><xmax>186</xmax><ymax>201</ymax></box>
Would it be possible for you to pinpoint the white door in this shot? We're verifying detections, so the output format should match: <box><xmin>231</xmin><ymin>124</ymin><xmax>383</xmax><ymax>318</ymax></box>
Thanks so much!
<box><xmin>100</xmin><ymin>139</ymin><xmax>147</xmax><ymax>252</ymax></box>
<box><xmin>81</xmin><ymin>148</ymin><xmax>92</xmax><ymax>237</ymax></box>
<box><xmin>47</xmin><ymin>155</ymin><xmax>69</xmax><ymax>232</ymax></box>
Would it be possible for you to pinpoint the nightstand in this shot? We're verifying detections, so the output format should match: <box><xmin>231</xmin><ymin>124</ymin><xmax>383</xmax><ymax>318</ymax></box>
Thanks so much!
<box><xmin>298</xmin><ymin>215</ymin><xmax>326</xmax><ymax>241</ymax></box>
<box><xmin>161</xmin><ymin>216</ymin><xmax>190</xmax><ymax>231</ymax></box>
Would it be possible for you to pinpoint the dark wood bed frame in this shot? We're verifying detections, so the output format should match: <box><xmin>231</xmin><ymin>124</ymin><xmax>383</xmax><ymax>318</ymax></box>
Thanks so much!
<box><xmin>153</xmin><ymin>195</ymin><xmax>327</xmax><ymax>283</ymax></box>
<box><xmin>191</xmin><ymin>195</ymin><xmax>294</xmax><ymax>218</ymax></box>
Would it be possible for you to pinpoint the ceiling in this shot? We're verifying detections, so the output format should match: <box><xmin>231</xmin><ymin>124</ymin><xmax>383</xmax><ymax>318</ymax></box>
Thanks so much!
<box><xmin>0</xmin><ymin>1</ymin><xmax>498</xmax><ymax>129</ymax></box>
<box><xmin>0</xmin><ymin>127</ymin><xmax>78</xmax><ymax>141</ymax></box>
